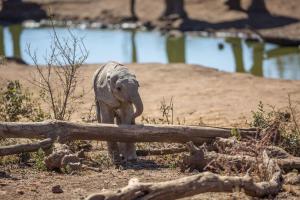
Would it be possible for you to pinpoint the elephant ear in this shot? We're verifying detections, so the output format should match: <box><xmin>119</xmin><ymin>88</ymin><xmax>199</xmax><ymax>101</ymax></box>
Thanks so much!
<box><xmin>95</xmin><ymin>72</ymin><xmax>120</xmax><ymax>108</ymax></box>
<box><xmin>131</xmin><ymin>75</ymin><xmax>140</xmax><ymax>87</ymax></box>
<box><xmin>135</xmin><ymin>79</ymin><xmax>140</xmax><ymax>87</ymax></box>
<box><xmin>108</xmin><ymin>72</ymin><xmax>119</xmax><ymax>91</ymax></box>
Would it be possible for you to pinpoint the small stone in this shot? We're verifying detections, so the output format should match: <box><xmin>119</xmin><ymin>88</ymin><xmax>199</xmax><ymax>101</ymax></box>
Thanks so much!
<box><xmin>17</xmin><ymin>190</ymin><xmax>24</xmax><ymax>195</ymax></box>
<box><xmin>52</xmin><ymin>185</ymin><xmax>63</xmax><ymax>194</ymax></box>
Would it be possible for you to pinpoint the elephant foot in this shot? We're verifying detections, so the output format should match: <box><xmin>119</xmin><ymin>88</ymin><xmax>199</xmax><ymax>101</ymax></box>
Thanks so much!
<box><xmin>118</xmin><ymin>142</ymin><xmax>137</xmax><ymax>163</ymax></box>
<box><xmin>109</xmin><ymin>155</ymin><xmax>121</xmax><ymax>165</ymax></box>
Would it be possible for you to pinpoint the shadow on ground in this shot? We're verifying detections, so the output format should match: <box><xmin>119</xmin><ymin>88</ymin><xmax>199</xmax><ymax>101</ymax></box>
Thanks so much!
<box><xmin>121</xmin><ymin>158</ymin><xmax>169</xmax><ymax>170</ymax></box>
<box><xmin>0</xmin><ymin>0</ymin><xmax>47</xmax><ymax>22</ymax></box>
<box><xmin>180</xmin><ymin>11</ymin><xmax>299</xmax><ymax>31</ymax></box>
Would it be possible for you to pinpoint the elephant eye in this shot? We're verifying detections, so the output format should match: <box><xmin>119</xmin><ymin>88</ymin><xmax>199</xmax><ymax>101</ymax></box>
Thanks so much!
<box><xmin>116</xmin><ymin>86</ymin><xmax>121</xmax><ymax>91</ymax></box>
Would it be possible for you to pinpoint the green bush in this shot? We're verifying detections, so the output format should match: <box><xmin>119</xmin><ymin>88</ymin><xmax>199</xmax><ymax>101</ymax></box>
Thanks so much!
<box><xmin>250</xmin><ymin>100</ymin><xmax>300</xmax><ymax>156</ymax></box>
<box><xmin>0</xmin><ymin>80</ymin><xmax>49</xmax><ymax>122</ymax></box>
<box><xmin>32</xmin><ymin>148</ymin><xmax>47</xmax><ymax>171</ymax></box>
<box><xmin>250</xmin><ymin>101</ymin><xmax>274</xmax><ymax>129</ymax></box>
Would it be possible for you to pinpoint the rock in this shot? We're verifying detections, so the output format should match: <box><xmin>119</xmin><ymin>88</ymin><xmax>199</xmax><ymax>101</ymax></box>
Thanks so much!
<box><xmin>52</xmin><ymin>185</ymin><xmax>63</xmax><ymax>194</ymax></box>
<box><xmin>44</xmin><ymin>144</ymin><xmax>72</xmax><ymax>170</ymax></box>
<box><xmin>17</xmin><ymin>190</ymin><xmax>24</xmax><ymax>195</ymax></box>
<box><xmin>44</xmin><ymin>151</ymin><xmax>67</xmax><ymax>170</ymax></box>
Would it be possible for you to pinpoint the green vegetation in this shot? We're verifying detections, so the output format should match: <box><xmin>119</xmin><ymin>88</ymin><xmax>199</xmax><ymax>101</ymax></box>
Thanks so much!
<box><xmin>0</xmin><ymin>80</ymin><xmax>48</xmax><ymax>122</ymax></box>
<box><xmin>0</xmin><ymin>81</ymin><xmax>49</xmax><ymax>168</ymax></box>
<box><xmin>231</xmin><ymin>128</ymin><xmax>241</xmax><ymax>141</ymax></box>
<box><xmin>93</xmin><ymin>152</ymin><xmax>113</xmax><ymax>169</ymax></box>
<box><xmin>250</xmin><ymin>98</ymin><xmax>300</xmax><ymax>156</ymax></box>
<box><xmin>32</xmin><ymin>148</ymin><xmax>47</xmax><ymax>171</ymax></box>
<box><xmin>141</xmin><ymin>97</ymin><xmax>175</xmax><ymax>125</ymax></box>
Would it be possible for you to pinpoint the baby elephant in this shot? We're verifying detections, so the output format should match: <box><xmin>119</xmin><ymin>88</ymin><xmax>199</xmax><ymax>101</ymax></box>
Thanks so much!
<box><xmin>93</xmin><ymin>61</ymin><xmax>143</xmax><ymax>163</ymax></box>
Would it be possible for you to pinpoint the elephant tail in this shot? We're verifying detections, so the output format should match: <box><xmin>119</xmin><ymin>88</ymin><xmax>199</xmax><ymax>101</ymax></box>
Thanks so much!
<box><xmin>95</xmin><ymin>100</ymin><xmax>101</xmax><ymax>123</ymax></box>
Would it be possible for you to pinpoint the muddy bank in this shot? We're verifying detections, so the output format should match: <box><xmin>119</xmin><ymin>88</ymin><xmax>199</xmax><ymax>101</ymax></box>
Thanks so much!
<box><xmin>1</xmin><ymin>0</ymin><xmax>300</xmax><ymax>45</ymax></box>
<box><xmin>1</xmin><ymin>61</ymin><xmax>299</xmax><ymax>127</ymax></box>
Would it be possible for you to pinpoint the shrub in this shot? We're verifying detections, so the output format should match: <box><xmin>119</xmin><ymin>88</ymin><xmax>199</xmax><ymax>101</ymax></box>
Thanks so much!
<box><xmin>0</xmin><ymin>80</ymin><xmax>49</xmax><ymax>122</ymax></box>
<box><xmin>27</xmin><ymin>24</ymin><xmax>88</xmax><ymax>120</ymax></box>
<box><xmin>250</xmin><ymin>99</ymin><xmax>300</xmax><ymax>156</ymax></box>
<box><xmin>32</xmin><ymin>148</ymin><xmax>47</xmax><ymax>171</ymax></box>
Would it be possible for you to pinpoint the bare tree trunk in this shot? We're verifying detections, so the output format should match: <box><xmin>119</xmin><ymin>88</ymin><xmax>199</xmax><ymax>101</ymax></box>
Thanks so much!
<box><xmin>162</xmin><ymin>0</ymin><xmax>187</xmax><ymax>19</ymax></box>
<box><xmin>225</xmin><ymin>0</ymin><xmax>242</xmax><ymax>11</ymax></box>
<box><xmin>0</xmin><ymin>120</ymin><xmax>256</xmax><ymax>144</ymax></box>
<box><xmin>225</xmin><ymin>0</ymin><xmax>268</xmax><ymax>13</ymax></box>
<box><xmin>130</xmin><ymin>0</ymin><xmax>138</xmax><ymax>20</ymax></box>
<box><xmin>248</xmin><ymin>0</ymin><xmax>268</xmax><ymax>13</ymax></box>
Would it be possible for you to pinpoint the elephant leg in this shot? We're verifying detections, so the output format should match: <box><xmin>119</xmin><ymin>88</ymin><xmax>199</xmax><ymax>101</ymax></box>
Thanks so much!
<box><xmin>115</xmin><ymin>113</ymin><xmax>126</xmax><ymax>161</ymax></box>
<box><xmin>98</xmin><ymin>101</ymin><xmax>121</xmax><ymax>164</ymax></box>
<box><xmin>118</xmin><ymin>103</ymin><xmax>137</xmax><ymax>162</ymax></box>
<box><xmin>124</xmin><ymin>143</ymin><xmax>137</xmax><ymax>161</ymax></box>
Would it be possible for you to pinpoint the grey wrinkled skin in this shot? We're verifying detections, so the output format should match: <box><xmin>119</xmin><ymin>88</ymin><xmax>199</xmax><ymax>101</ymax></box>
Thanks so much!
<box><xmin>93</xmin><ymin>61</ymin><xmax>143</xmax><ymax>163</ymax></box>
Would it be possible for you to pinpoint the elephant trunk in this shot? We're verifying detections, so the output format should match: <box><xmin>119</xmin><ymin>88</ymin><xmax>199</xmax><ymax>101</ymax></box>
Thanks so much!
<box><xmin>132</xmin><ymin>93</ymin><xmax>143</xmax><ymax>118</ymax></box>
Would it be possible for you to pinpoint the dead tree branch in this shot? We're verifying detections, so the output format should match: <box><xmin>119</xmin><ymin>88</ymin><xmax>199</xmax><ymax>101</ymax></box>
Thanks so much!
<box><xmin>86</xmin><ymin>154</ymin><xmax>282</xmax><ymax>199</ymax></box>
<box><xmin>0</xmin><ymin>138</ymin><xmax>53</xmax><ymax>156</ymax></box>
<box><xmin>181</xmin><ymin>142</ymin><xmax>300</xmax><ymax>172</ymax></box>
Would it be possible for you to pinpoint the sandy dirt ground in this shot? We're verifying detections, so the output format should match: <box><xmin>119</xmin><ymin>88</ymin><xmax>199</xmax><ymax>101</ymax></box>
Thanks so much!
<box><xmin>11</xmin><ymin>0</ymin><xmax>298</xmax><ymax>43</ymax></box>
<box><xmin>1</xmin><ymin>61</ymin><xmax>300</xmax><ymax>126</ymax></box>
<box><xmin>0</xmin><ymin>62</ymin><xmax>300</xmax><ymax>199</ymax></box>
<box><xmin>1</xmin><ymin>167</ymin><xmax>261</xmax><ymax>200</ymax></box>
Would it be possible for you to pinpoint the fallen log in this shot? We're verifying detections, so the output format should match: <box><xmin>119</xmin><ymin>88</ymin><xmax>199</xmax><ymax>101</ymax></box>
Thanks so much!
<box><xmin>0</xmin><ymin>138</ymin><xmax>53</xmax><ymax>156</ymax></box>
<box><xmin>86</xmin><ymin>153</ymin><xmax>282</xmax><ymax>200</ymax></box>
<box><xmin>181</xmin><ymin>142</ymin><xmax>300</xmax><ymax>172</ymax></box>
<box><xmin>0</xmin><ymin>120</ymin><xmax>256</xmax><ymax>144</ymax></box>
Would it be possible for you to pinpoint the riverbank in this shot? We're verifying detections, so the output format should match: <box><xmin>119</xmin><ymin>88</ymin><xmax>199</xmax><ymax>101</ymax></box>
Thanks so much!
<box><xmin>1</xmin><ymin>0</ymin><xmax>300</xmax><ymax>45</ymax></box>
<box><xmin>1</xmin><ymin>61</ymin><xmax>299</xmax><ymax>127</ymax></box>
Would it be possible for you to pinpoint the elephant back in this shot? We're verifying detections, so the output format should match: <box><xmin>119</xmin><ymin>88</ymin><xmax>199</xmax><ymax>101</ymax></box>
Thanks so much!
<box><xmin>93</xmin><ymin>62</ymin><xmax>123</xmax><ymax>108</ymax></box>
